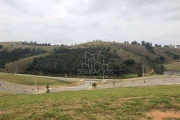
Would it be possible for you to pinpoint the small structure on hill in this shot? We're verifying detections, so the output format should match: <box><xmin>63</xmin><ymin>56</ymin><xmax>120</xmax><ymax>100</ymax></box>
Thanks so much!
<box><xmin>175</xmin><ymin>60</ymin><xmax>180</xmax><ymax>63</ymax></box>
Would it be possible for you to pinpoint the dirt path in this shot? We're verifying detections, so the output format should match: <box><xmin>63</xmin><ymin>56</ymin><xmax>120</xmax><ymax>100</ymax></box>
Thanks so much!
<box><xmin>147</xmin><ymin>110</ymin><xmax>180</xmax><ymax>120</ymax></box>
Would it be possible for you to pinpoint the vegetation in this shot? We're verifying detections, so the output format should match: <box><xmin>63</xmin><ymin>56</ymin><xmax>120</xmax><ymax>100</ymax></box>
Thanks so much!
<box><xmin>0</xmin><ymin>41</ymin><xmax>180</xmax><ymax>76</ymax></box>
<box><xmin>1</xmin><ymin>85</ymin><xmax>180</xmax><ymax>119</ymax></box>
<box><xmin>0</xmin><ymin>74</ymin><xmax>72</xmax><ymax>87</ymax></box>
<box><xmin>164</xmin><ymin>51</ymin><xmax>180</xmax><ymax>60</ymax></box>
<box><xmin>124</xmin><ymin>59</ymin><xmax>135</xmax><ymax>66</ymax></box>
<box><xmin>22</xmin><ymin>41</ymin><xmax>51</xmax><ymax>46</ymax></box>
<box><xmin>0</xmin><ymin>48</ymin><xmax>46</xmax><ymax>68</ymax></box>
<box><xmin>92</xmin><ymin>83</ymin><xmax>97</xmax><ymax>88</ymax></box>
<box><xmin>26</xmin><ymin>47</ymin><xmax>123</xmax><ymax>76</ymax></box>
<box><xmin>0</xmin><ymin>45</ymin><xmax>3</xmax><ymax>49</ymax></box>
<box><xmin>144</xmin><ymin>42</ymin><xmax>154</xmax><ymax>53</ymax></box>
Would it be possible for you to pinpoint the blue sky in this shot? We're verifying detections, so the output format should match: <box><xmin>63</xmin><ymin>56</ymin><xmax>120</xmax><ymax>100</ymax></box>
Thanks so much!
<box><xmin>0</xmin><ymin>0</ymin><xmax>180</xmax><ymax>46</ymax></box>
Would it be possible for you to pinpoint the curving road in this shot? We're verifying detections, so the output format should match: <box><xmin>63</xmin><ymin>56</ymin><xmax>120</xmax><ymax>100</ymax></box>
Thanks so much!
<box><xmin>0</xmin><ymin>75</ymin><xmax>180</xmax><ymax>94</ymax></box>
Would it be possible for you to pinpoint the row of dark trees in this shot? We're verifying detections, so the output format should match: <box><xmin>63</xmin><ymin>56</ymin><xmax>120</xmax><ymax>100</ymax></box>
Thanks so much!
<box><xmin>124</xmin><ymin>40</ymin><xmax>180</xmax><ymax>48</ymax></box>
<box><xmin>22</xmin><ymin>41</ymin><xmax>51</xmax><ymax>46</ymax></box>
<box><xmin>0</xmin><ymin>48</ymin><xmax>46</xmax><ymax>68</ymax></box>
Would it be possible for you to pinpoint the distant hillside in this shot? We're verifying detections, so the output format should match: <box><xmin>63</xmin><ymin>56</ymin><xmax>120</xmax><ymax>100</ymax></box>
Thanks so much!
<box><xmin>0</xmin><ymin>41</ymin><xmax>180</xmax><ymax>77</ymax></box>
<box><xmin>0</xmin><ymin>42</ymin><xmax>58</xmax><ymax>52</ymax></box>
<box><xmin>0</xmin><ymin>41</ymin><xmax>58</xmax><ymax>73</ymax></box>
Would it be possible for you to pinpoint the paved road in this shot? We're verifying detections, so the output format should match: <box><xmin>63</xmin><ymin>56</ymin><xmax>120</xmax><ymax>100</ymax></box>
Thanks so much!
<box><xmin>0</xmin><ymin>75</ymin><xmax>180</xmax><ymax>94</ymax></box>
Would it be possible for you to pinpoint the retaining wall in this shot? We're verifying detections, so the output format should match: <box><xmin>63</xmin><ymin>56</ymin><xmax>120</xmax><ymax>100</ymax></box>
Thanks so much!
<box><xmin>163</xmin><ymin>71</ymin><xmax>180</xmax><ymax>76</ymax></box>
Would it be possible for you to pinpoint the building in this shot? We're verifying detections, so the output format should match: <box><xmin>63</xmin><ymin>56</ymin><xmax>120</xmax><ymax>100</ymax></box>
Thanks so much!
<box><xmin>175</xmin><ymin>60</ymin><xmax>180</xmax><ymax>63</ymax></box>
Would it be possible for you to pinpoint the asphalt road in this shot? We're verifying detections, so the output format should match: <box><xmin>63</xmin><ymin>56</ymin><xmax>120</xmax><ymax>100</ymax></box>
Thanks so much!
<box><xmin>0</xmin><ymin>75</ymin><xmax>180</xmax><ymax>94</ymax></box>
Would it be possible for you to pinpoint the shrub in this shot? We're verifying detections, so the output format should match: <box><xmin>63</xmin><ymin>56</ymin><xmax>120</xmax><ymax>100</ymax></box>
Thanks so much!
<box><xmin>92</xmin><ymin>83</ymin><xmax>97</xmax><ymax>88</ymax></box>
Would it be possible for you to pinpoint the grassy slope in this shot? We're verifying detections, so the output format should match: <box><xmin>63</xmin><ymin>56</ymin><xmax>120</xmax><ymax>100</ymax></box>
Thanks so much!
<box><xmin>0</xmin><ymin>42</ymin><xmax>58</xmax><ymax>52</ymax></box>
<box><xmin>4</xmin><ymin>53</ymin><xmax>50</xmax><ymax>73</ymax></box>
<box><xmin>1</xmin><ymin>85</ymin><xmax>180</xmax><ymax>119</ymax></box>
<box><xmin>0</xmin><ymin>73</ymin><xmax>72</xmax><ymax>87</ymax></box>
<box><xmin>72</xmin><ymin>41</ymin><xmax>180</xmax><ymax>72</ymax></box>
<box><xmin>0</xmin><ymin>42</ymin><xmax>58</xmax><ymax>73</ymax></box>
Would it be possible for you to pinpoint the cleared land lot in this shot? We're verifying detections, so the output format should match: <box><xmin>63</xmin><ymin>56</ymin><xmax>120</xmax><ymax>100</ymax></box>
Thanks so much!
<box><xmin>1</xmin><ymin>73</ymin><xmax>180</xmax><ymax>119</ymax></box>
<box><xmin>0</xmin><ymin>73</ymin><xmax>180</xmax><ymax>94</ymax></box>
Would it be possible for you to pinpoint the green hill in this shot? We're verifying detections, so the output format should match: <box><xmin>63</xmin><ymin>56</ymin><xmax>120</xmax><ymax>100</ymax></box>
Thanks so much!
<box><xmin>0</xmin><ymin>41</ymin><xmax>180</xmax><ymax>77</ymax></box>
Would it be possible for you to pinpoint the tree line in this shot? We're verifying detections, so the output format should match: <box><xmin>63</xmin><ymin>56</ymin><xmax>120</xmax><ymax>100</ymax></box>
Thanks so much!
<box><xmin>124</xmin><ymin>40</ymin><xmax>180</xmax><ymax>49</ymax></box>
<box><xmin>22</xmin><ymin>41</ymin><xmax>51</xmax><ymax>46</ymax></box>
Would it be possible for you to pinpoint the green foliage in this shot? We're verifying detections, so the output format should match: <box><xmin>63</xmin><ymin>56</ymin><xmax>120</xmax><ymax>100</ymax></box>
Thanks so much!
<box><xmin>26</xmin><ymin>47</ymin><xmax>121</xmax><ymax>75</ymax></box>
<box><xmin>154</xmin><ymin>56</ymin><xmax>165</xmax><ymax>64</ymax></box>
<box><xmin>92</xmin><ymin>83</ymin><xmax>97</xmax><ymax>88</ymax></box>
<box><xmin>107</xmin><ymin>46</ymin><xmax>110</xmax><ymax>51</ymax></box>
<box><xmin>0</xmin><ymin>48</ymin><xmax>46</xmax><ymax>68</ymax></box>
<box><xmin>164</xmin><ymin>51</ymin><xmax>179</xmax><ymax>60</ymax></box>
<box><xmin>131</xmin><ymin>40</ymin><xmax>138</xmax><ymax>45</ymax></box>
<box><xmin>153</xmin><ymin>65</ymin><xmax>165</xmax><ymax>74</ymax></box>
<box><xmin>159</xmin><ymin>56</ymin><xmax>165</xmax><ymax>61</ymax></box>
<box><xmin>173</xmin><ymin>54</ymin><xmax>179</xmax><ymax>60</ymax></box>
<box><xmin>0</xmin><ymin>45</ymin><xmax>3</xmax><ymax>49</ymax></box>
<box><xmin>136</xmin><ymin>63</ymin><xmax>143</xmax><ymax>77</ymax></box>
<box><xmin>164</xmin><ymin>51</ymin><xmax>173</xmax><ymax>56</ymax></box>
<box><xmin>137</xmin><ymin>71</ymin><xmax>142</xmax><ymax>77</ymax></box>
<box><xmin>124</xmin><ymin>59</ymin><xmax>135</xmax><ymax>66</ymax></box>
<box><xmin>22</xmin><ymin>41</ymin><xmax>51</xmax><ymax>46</ymax></box>
<box><xmin>141</xmin><ymin>41</ymin><xmax>145</xmax><ymax>45</ymax></box>
<box><xmin>144</xmin><ymin>42</ymin><xmax>154</xmax><ymax>53</ymax></box>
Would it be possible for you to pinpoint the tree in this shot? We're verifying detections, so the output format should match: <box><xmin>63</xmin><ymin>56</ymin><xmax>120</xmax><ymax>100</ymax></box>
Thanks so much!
<box><xmin>92</xmin><ymin>83</ymin><xmax>97</xmax><ymax>88</ymax></box>
<box><xmin>0</xmin><ymin>45</ymin><xmax>2</xmax><ymax>49</ymax></box>
<box><xmin>145</xmin><ymin>42</ymin><xmax>154</xmax><ymax>53</ymax></box>
<box><xmin>124</xmin><ymin>59</ymin><xmax>135</xmax><ymax>66</ymax></box>
<box><xmin>176</xmin><ymin>45</ymin><xmax>180</xmax><ymax>49</ymax></box>
<box><xmin>141</xmin><ymin>41</ymin><xmax>145</xmax><ymax>46</ymax></box>
<box><xmin>164</xmin><ymin>45</ymin><xmax>169</xmax><ymax>47</ymax></box>
<box><xmin>155</xmin><ymin>44</ymin><xmax>161</xmax><ymax>47</ymax></box>
<box><xmin>173</xmin><ymin>54</ymin><xmax>179</xmax><ymax>60</ymax></box>
<box><xmin>131</xmin><ymin>41</ymin><xmax>138</xmax><ymax>45</ymax></box>
<box><xmin>107</xmin><ymin>46</ymin><xmax>110</xmax><ymax>51</ymax></box>
<box><xmin>159</xmin><ymin>56</ymin><xmax>165</xmax><ymax>61</ymax></box>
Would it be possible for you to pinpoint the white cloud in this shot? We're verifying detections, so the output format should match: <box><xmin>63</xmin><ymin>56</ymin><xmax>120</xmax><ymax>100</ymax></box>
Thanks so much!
<box><xmin>0</xmin><ymin>0</ymin><xmax>180</xmax><ymax>46</ymax></box>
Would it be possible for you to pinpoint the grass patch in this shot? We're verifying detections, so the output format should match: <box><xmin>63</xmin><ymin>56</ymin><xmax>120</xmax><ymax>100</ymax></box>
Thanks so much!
<box><xmin>0</xmin><ymin>73</ymin><xmax>72</xmax><ymax>86</ymax></box>
<box><xmin>1</xmin><ymin>85</ymin><xmax>180</xmax><ymax>119</ymax></box>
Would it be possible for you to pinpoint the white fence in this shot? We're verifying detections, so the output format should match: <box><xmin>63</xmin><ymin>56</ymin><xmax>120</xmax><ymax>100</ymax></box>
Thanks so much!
<box><xmin>163</xmin><ymin>71</ymin><xmax>180</xmax><ymax>76</ymax></box>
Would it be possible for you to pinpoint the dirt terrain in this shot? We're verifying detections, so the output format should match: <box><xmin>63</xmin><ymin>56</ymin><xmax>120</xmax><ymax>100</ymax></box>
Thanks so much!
<box><xmin>147</xmin><ymin>110</ymin><xmax>180</xmax><ymax>120</ymax></box>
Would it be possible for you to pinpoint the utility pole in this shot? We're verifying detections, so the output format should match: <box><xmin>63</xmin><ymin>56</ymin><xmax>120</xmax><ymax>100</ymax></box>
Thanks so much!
<box><xmin>142</xmin><ymin>65</ymin><xmax>145</xmax><ymax>83</ymax></box>
<box><xmin>103</xmin><ymin>72</ymin><xmax>104</xmax><ymax>80</ymax></box>
<box><xmin>142</xmin><ymin>65</ymin><xmax>144</xmax><ymax>77</ymax></box>
<box><xmin>35</xmin><ymin>76</ymin><xmax>36</xmax><ymax>86</ymax></box>
<box><xmin>65</xmin><ymin>73</ymin><xmax>66</xmax><ymax>91</ymax></box>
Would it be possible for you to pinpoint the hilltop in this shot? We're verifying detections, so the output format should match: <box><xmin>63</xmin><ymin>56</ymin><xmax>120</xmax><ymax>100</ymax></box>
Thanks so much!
<box><xmin>0</xmin><ymin>41</ymin><xmax>180</xmax><ymax>77</ymax></box>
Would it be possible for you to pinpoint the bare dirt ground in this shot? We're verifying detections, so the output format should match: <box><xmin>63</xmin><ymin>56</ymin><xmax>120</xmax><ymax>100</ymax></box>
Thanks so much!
<box><xmin>146</xmin><ymin>110</ymin><xmax>180</xmax><ymax>120</ymax></box>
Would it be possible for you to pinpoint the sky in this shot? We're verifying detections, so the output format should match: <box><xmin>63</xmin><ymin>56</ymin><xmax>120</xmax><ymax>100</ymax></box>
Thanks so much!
<box><xmin>0</xmin><ymin>0</ymin><xmax>180</xmax><ymax>46</ymax></box>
